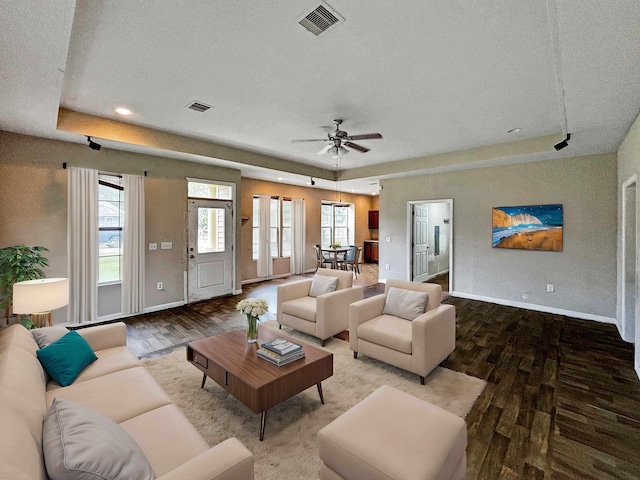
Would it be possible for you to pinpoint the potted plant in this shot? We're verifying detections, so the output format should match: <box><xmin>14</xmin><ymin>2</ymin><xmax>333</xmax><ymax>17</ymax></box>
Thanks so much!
<box><xmin>0</xmin><ymin>245</ymin><xmax>49</xmax><ymax>324</ymax></box>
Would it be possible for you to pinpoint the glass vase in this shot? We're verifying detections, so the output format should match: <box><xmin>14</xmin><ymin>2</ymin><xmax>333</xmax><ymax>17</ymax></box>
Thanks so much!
<box><xmin>246</xmin><ymin>314</ymin><xmax>259</xmax><ymax>343</ymax></box>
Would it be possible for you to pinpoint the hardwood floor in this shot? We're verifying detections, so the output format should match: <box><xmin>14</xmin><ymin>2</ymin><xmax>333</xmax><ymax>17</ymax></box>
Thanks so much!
<box><xmin>123</xmin><ymin>267</ymin><xmax>640</xmax><ymax>479</ymax></box>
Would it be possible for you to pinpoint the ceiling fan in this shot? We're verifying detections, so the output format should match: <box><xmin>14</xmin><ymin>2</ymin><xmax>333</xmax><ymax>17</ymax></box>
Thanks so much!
<box><xmin>292</xmin><ymin>119</ymin><xmax>382</xmax><ymax>158</ymax></box>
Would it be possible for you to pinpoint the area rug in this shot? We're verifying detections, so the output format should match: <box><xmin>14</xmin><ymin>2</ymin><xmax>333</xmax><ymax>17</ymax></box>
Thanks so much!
<box><xmin>142</xmin><ymin>321</ymin><xmax>486</xmax><ymax>480</ymax></box>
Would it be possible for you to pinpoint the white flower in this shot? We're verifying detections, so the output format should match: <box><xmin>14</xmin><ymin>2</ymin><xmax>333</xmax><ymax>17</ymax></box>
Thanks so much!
<box><xmin>236</xmin><ymin>297</ymin><xmax>269</xmax><ymax>317</ymax></box>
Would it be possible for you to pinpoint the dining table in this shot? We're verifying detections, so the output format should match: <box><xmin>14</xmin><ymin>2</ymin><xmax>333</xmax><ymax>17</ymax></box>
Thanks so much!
<box><xmin>321</xmin><ymin>246</ymin><xmax>351</xmax><ymax>269</ymax></box>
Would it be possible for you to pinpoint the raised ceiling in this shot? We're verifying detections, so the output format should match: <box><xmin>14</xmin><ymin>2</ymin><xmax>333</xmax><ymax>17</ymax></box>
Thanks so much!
<box><xmin>1</xmin><ymin>0</ymin><xmax>639</xmax><ymax>193</ymax></box>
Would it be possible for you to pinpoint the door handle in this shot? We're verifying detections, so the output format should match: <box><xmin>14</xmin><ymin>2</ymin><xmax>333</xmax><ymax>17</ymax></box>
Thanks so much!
<box><xmin>190</xmin><ymin>255</ymin><xmax>195</xmax><ymax>259</ymax></box>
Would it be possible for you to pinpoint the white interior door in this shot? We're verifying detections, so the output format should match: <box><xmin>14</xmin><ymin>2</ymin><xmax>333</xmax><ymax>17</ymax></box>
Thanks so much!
<box><xmin>188</xmin><ymin>199</ymin><xmax>233</xmax><ymax>301</ymax></box>
<box><xmin>412</xmin><ymin>204</ymin><xmax>429</xmax><ymax>283</ymax></box>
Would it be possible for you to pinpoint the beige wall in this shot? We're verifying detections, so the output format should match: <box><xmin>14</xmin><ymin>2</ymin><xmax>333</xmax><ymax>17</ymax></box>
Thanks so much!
<box><xmin>380</xmin><ymin>153</ymin><xmax>618</xmax><ymax>320</ymax></box>
<box><xmin>239</xmin><ymin>178</ymin><xmax>377</xmax><ymax>281</ymax></box>
<box><xmin>0</xmin><ymin>131</ymin><xmax>242</xmax><ymax>322</ymax></box>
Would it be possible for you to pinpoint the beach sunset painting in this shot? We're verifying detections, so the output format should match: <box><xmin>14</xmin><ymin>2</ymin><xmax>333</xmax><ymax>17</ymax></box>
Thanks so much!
<box><xmin>492</xmin><ymin>204</ymin><xmax>563</xmax><ymax>251</ymax></box>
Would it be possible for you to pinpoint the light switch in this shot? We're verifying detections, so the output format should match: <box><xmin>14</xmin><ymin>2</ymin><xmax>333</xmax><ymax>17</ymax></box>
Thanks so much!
<box><xmin>161</xmin><ymin>242</ymin><xmax>172</xmax><ymax>250</ymax></box>
<box><xmin>149</xmin><ymin>243</ymin><xmax>157</xmax><ymax>250</ymax></box>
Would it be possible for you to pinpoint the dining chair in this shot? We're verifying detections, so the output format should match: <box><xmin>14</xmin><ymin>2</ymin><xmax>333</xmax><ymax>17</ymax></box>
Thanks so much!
<box><xmin>315</xmin><ymin>244</ymin><xmax>332</xmax><ymax>271</ymax></box>
<box><xmin>338</xmin><ymin>245</ymin><xmax>358</xmax><ymax>278</ymax></box>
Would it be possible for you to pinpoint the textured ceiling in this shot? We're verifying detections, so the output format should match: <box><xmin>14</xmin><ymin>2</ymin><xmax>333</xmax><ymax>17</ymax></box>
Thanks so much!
<box><xmin>1</xmin><ymin>0</ymin><xmax>639</xmax><ymax>193</ymax></box>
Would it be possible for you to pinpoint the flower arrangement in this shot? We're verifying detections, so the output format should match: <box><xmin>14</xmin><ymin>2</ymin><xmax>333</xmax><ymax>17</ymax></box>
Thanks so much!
<box><xmin>236</xmin><ymin>298</ymin><xmax>269</xmax><ymax>318</ymax></box>
<box><xmin>236</xmin><ymin>298</ymin><xmax>269</xmax><ymax>343</ymax></box>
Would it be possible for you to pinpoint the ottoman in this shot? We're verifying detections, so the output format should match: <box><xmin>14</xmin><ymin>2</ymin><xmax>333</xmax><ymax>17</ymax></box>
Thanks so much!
<box><xmin>318</xmin><ymin>385</ymin><xmax>467</xmax><ymax>480</ymax></box>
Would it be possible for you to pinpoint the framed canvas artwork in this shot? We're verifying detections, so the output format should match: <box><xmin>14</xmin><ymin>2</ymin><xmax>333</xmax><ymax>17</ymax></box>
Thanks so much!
<box><xmin>492</xmin><ymin>204</ymin><xmax>563</xmax><ymax>251</ymax></box>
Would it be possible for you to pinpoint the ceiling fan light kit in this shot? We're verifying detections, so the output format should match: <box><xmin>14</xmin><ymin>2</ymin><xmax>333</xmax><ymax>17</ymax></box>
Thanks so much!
<box><xmin>293</xmin><ymin>119</ymin><xmax>382</xmax><ymax>159</ymax></box>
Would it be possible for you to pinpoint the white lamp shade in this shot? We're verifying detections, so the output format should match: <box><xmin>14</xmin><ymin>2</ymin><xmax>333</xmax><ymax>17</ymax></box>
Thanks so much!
<box><xmin>12</xmin><ymin>278</ymin><xmax>69</xmax><ymax>314</ymax></box>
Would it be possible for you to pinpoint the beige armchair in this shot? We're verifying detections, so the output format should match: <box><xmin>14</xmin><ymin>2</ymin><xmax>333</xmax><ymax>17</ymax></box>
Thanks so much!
<box><xmin>278</xmin><ymin>268</ymin><xmax>363</xmax><ymax>346</ymax></box>
<box><xmin>349</xmin><ymin>279</ymin><xmax>456</xmax><ymax>384</ymax></box>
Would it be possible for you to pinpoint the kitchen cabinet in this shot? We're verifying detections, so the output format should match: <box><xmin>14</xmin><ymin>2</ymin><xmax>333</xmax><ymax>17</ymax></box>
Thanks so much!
<box><xmin>368</xmin><ymin>210</ymin><xmax>379</xmax><ymax>229</ymax></box>
<box><xmin>363</xmin><ymin>241</ymin><xmax>379</xmax><ymax>263</ymax></box>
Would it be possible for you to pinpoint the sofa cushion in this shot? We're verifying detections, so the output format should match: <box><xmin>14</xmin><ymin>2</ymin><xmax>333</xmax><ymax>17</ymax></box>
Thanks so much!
<box><xmin>383</xmin><ymin>287</ymin><xmax>428</xmax><ymax>321</ymax></box>
<box><xmin>46</xmin><ymin>366</ymin><xmax>172</xmax><ymax>424</ymax></box>
<box><xmin>281</xmin><ymin>296</ymin><xmax>317</xmax><ymax>322</ymax></box>
<box><xmin>36</xmin><ymin>331</ymin><xmax>98</xmax><ymax>387</ymax></box>
<box><xmin>357</xmin><ymin>315</ymin><xmax>413</xmax><ymax>354</ymax></box>
<box><xmin>31</xmin><ymin>326</ymin><xmax>69</xmax><ymax>348</ymax></box>
<box><xmin>309</xmin><ymin>274</ymin><xmax>339</xmax><ymax>297</ymax></box>
<box><xmin>119</xmin><ymin>404</ymin><xmax>209</xmax><ymax>477</ymax></box>
<box><xmin>43</xmin><ymin>397</ymin><xmax>155</xmax><ymax>480</ymax></box>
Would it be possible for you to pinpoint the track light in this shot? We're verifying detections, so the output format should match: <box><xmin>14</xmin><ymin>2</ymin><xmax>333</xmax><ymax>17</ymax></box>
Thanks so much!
<box><xmin>310</xmin><ymin>177</ymin><xmax>315</xmax><ymax>186</ymax></box>
<box><xmin>554</xmin><ymin>133</ymin><xmax>570</xmax><ymax>151</ymax></box>
<box><xmin>86</xmin><ymin>136</ymin><xmax>101</xmax><ymax>151</ymax></box>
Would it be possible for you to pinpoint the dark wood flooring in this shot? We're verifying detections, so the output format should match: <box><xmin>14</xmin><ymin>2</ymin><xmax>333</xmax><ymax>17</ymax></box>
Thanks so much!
<box><xmin>122</xmin><ymin>267</ymin><xmax>640</xmax><ymax>479</ymax></box>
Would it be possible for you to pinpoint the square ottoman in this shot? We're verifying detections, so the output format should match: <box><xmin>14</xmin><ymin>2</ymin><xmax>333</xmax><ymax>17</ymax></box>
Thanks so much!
<box><xmin>318</xmin><ymin>385</ymin><xmax>467</xmax><ymax>480</ymax></box>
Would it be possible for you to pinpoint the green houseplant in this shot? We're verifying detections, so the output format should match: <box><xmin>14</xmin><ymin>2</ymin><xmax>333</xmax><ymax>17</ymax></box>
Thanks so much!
<box><xmin>0</xmin><ymin>246</ymin><xmax>49</xmax><ymax>323</ymax></box>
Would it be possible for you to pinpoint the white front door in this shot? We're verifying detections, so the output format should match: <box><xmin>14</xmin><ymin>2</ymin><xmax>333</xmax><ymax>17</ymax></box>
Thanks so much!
<box><xmin>188</xmin><ymin>199</ymin><xmax>233</xmax><ymax>301</ymax></box>
<box><xmin>412</xmin><ymin>203</ymin><xmax>429</xmax><ymax>283</ymax></box>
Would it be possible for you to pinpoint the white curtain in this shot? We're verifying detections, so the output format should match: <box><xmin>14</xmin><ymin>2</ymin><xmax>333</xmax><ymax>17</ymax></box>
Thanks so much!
<box><xmin>290</xmin><ymin>198</ymin><xmax>306</xmax><ymax>274</ymax></box>
<box><xmin>67</xmin><ymin>167</ymin><xmax>98</xmax><ymax>324</ymax></box>
<box><xmin>121</xmin><ymin>174</ymin><xmax>145</xmax><ymax>315</ymax></box>
<box><xmin>256</xmin><ymin>194</ymin><xmax>272</xmax><ymax>278</ymax></box>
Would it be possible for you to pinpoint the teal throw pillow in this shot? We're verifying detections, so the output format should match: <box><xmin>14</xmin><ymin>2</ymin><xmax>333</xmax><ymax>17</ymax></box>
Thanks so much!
<box><xmin>36</xmin><ymin>331</ymin><xmax>98</xmax><ymax>386</ymax></box>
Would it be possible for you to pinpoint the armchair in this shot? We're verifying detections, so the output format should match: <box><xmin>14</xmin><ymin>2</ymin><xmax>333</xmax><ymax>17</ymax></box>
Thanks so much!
<box><xmin>349</xmin><ymin>279</ymin><xmax>456</xmax><ymax>384</ymax></box>
<box><xmin>278</xmin><ymin>268</ymin><xmax>363</xmax><ymax>346</ymax></box>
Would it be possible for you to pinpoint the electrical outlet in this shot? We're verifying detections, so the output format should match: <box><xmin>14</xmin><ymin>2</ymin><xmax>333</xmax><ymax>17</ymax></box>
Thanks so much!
<box><xmin>157</xmin><ymin>282</ymin><xmax>163</xmax><ymax>290</ymax></box>
<box><xmin>385</xmin><ymin>264</ymin><xmax>390</xmax><ymax>270</ymax></box>
<box><xmin>161</xmin><ymin>242</ymin><xmax>172</xmax><ymax>250</ymax></box>
<box><xmin>547</xmin><ymin>284</ymin><xmax>555</xmax><ymax>292</ymax></box>
<box><xmin>148</xmin><ymin>243</ymin><xmax>157</xmax><ymax>250</ymax></box>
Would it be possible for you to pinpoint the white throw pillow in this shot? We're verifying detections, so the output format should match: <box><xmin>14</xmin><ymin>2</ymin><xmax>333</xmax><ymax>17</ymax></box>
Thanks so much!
<box><xmin>43</xmin><ymin>397</ymin><xmax>155</xmax><ymax>480</ymax></box>
<box><xmin>309</xmin><ymin>275</ymin><xmax>339</xmax><ymax>298</ymax></box>
<box><xmin>383</xmin><ymin>286</ymin><xmax>429</xmax><ymax>321</ymax></box>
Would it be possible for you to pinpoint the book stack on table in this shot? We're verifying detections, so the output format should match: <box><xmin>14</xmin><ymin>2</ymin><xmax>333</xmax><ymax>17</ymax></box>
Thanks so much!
<box><xmin>257</xmin><ymin>338</ymin><xmax>305</xmax><ymax>366</ymax></box>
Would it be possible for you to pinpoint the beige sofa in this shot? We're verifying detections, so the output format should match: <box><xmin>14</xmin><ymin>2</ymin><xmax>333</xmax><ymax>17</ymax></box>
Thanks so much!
<box><xmin>0</xmin><ymin>322</ymin><xmax>254</xmax><ymax>480</ymax></box>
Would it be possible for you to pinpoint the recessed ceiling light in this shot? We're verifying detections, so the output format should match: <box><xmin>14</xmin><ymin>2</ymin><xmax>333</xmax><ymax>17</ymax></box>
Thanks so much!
<box><xmin>305</xmin><ymin>181</ymin><xmax>312</xmax><ymax>185</ymax></box>
<box><xmin>371</xmin><ymin>192</ymin><xmax>377</xmax><ymax>196</ymax></box>
<box><xmin>506</xmin><ymin>127</ymin><xmax>521</xmax><ymax>134</ymax></box>
<box><xmin>115</xmin><ymin>107</ymin><xmax>132</xmax><ymax>116</ymax></box>
<box><xmin>276</xmin><ymin>177</ymin><xmax>283</xmax><ymax>181</ymax></box>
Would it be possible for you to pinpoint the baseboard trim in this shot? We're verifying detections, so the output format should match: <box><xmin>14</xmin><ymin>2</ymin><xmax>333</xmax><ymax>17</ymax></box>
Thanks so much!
<box><xmin>144</xmin><ymin>300</ymin><xmax>186</xmax><ymax>313</ymax></box>
<box><xmin>241</xmin><ymin>273</ymin><xmax>292</xmax><ymax>285</ymax></box>
<box><xmin>450</xmin><ymin>291</ymin><xmax>617</xmax><ymax>324</ymax></box>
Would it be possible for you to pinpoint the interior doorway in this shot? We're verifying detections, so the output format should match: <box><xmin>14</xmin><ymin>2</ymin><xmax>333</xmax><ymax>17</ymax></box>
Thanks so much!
<box><xmin>621</xmin><ymin>176</ymin><xmax>639</xmax><ymax>376</ymax></box>
<box><xmin>408</xmin><ymin>199</ymin><xmax>453</xmax><ymax>292</ymax></box>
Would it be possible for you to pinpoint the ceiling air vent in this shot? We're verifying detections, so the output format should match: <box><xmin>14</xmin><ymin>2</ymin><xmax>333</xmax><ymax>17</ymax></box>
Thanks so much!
<box><xmin>298</xmin><ymin>4</ymin><xmax>343</xmax><ymax>36</ymax></box>
<box><xmin>186</xmin><ymin>101</ymin><xmax>212</xmax><ymax>113</ymax></box>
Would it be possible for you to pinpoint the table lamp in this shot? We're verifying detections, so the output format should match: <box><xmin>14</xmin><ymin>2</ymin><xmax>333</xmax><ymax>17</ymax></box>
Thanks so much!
<box><xmin>12</xmin><ymin>278</ymin><xmax>69</xmax><ymax>328</ymax></box>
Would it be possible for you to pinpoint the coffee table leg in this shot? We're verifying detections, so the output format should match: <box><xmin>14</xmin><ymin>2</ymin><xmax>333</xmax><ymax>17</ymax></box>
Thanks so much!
<box><xmin>260</xmin><ymin>410</ymin><xmax>268</xmax><ymax>441</ymax></box>
<box><xmin>201</xmin><ymin>373</ymin><xmax>207</xmax><ymax>388</ymax></box>
<box><xmin>317</xmin><ymin>382</ymin><xmax>325</xmax><ymax>405</ymax></box>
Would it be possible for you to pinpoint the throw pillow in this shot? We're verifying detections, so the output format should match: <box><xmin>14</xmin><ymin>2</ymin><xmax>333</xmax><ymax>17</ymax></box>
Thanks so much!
<box><xmin>43</xmin><ymin>398</ymin><xmax>155</xmax><ymax>480</ymax></box>
<box><xmin>309</xmin><ymin>275</ymin><xmax>339</xmax><ymax>298</ymax></box>
<box><xmin>32</xmin><ymin>326</ymin><xmax>69</xmax><ymax>349</ymax></box>
<box><xmin>36</xmin><ymin>331</ymin><xmax>97</xmax><ymax>387</ymax></box>
<box><xmin>383</xmin><ymin>286</ymin><xmax>429</xmax><ymax>321</ymax></box>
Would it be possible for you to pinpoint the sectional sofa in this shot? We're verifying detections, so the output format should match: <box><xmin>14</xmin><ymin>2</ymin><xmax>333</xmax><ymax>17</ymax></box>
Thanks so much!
<box><xmin>0</xmin><ymin>322</ymin><xmax>254</xmax><ymax>480</ymax></box>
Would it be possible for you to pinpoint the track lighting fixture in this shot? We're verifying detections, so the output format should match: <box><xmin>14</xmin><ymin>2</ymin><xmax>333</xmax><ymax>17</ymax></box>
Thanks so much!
<box><xmin>553</xmin><ymin>133</ymin><xmax>571</xmax><ymax>151</ymax></box>
<box><xmin>310</xmin><ymin>177</ymin><xmax>315</xmax><ymax>186</ymax></box>
<box><xmin>86</xmin><ymin>136</ymin><xmax>101</xmax><ymax>151</ymax></box>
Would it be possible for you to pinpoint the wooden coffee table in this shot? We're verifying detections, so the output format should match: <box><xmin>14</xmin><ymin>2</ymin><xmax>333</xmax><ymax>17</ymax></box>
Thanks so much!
<box><xmin>187</xmin><ymin>328</ymin><xmax>333</xmax><ymax>440</ymax></box>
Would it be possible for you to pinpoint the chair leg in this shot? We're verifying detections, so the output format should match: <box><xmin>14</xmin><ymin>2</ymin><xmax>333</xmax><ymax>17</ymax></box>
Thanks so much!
<box><xmin>420</xmin><ymin>375</ymin><xmax>425</xmax><ymax>385</ymax></box>
<box><xmin>321</xmin><ymin>339</ymin><xmax>325</xmax><ymax>347</ymax></box>
<box><xmin>353</xmin><ymin>351</ymin><xmax>358</xmax><ymax>359</ymax></box>
<box><xmin>278</xmin><ymin>324</ymin><xmax>282</xmax><ymax>329</ymax></box>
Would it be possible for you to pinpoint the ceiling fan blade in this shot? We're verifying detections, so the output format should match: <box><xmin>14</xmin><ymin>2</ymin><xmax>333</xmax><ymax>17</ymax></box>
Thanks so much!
<box><xmin>292</xmin><ymin>138</ymin><xmax>331</xmax><ymax>143</ymax></box>
<box><xmin>317</xmin><ymin>144</ymin><xmax>332</xmax><ymax>155</ymax></box>
<box><xmin>347</xmin><ymin>133</ymin><xmax>383</xmax><ymax>141</ymax></box>
<box><xmin>344</xmin><ymin>141</ymin><xmax>370</xmax><ymax>153</ymax></box>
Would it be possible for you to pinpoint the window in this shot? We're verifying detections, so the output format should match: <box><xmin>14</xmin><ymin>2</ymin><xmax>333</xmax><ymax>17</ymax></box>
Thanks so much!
<box><xmin>188</xmin><ymin>181</ymin><xmax>232</xmax><ymax>199</ymax></box>
<box><xmin>321</xmin><ymin>202</ymin><xmax>355</xmax><ymax>248</ymax></box>
<box><xmin>252</xmin><ymin>196</ymin><xmax>291</xmax><ymax>260</ymax></box>
<box><xmin>98</xmin><ymin>174</ymin><xmax>124</xmax><ymax>283</ymax></box>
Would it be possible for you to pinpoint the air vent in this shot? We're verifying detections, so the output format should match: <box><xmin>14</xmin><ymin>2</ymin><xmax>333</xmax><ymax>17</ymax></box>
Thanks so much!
<box><xmin>298</xmin><ymin>4</ymin><xmax>342</xmax><ymax>36</ymax></box>
<box><xmin>186</xmin><ymin>101</ymin><xmax>212</xmax><ymax>113</ymax></box>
